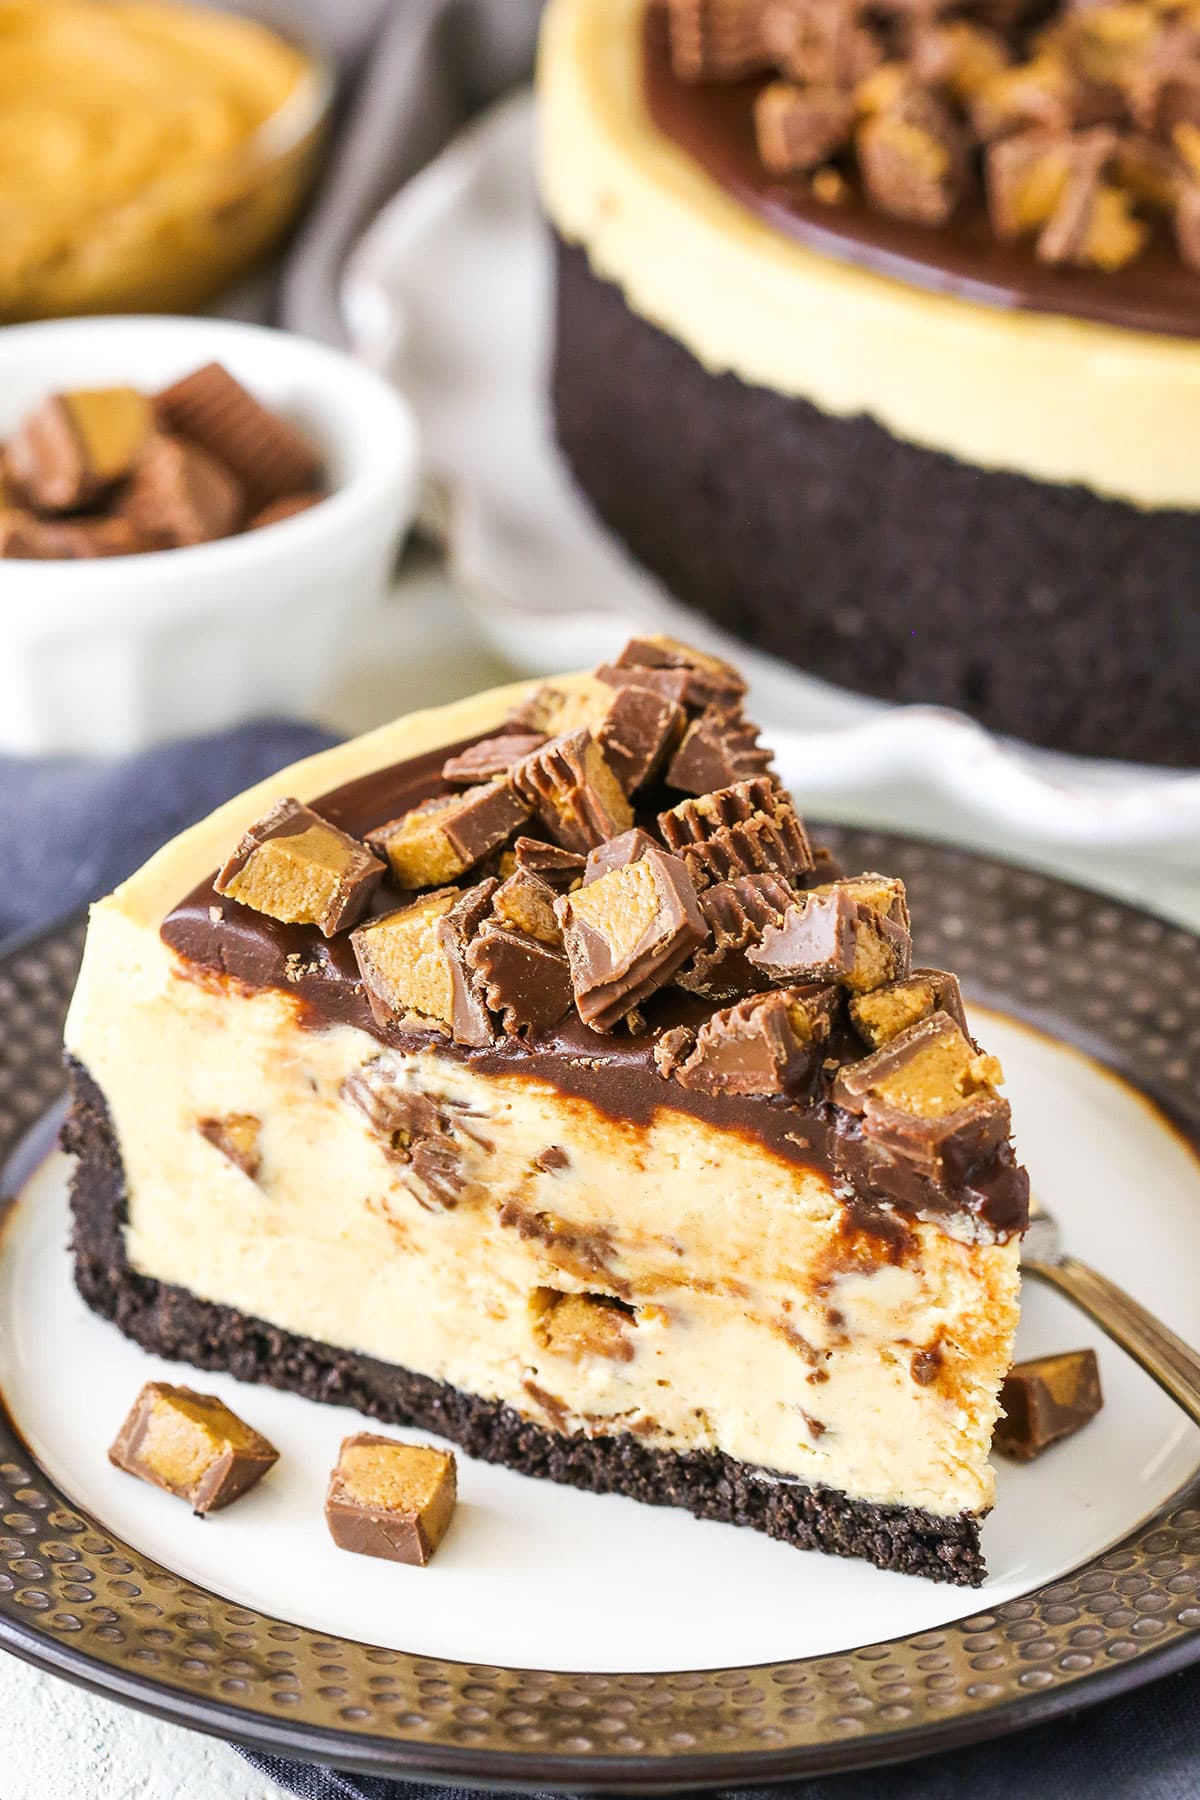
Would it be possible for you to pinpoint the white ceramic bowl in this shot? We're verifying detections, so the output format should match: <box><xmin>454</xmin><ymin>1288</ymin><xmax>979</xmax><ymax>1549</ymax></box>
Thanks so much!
<box><xmin>0</xmin><ymin>315</ymin><xmax>420</xmax><ymax>755</ymax></box>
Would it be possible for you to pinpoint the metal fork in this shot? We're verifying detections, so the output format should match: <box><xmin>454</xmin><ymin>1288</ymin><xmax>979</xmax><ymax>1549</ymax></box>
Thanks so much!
<box><xmin>1022</xmin><ymin>1209</ymin><xmax>1200</xmax><ymax>1430</ymax></box>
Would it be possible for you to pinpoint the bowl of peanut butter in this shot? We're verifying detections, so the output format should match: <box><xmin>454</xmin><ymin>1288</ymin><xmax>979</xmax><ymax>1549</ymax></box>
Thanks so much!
<box><xmin>0</xmin><ymin>0</ymin><xmax>331</xmax><ymax>321</ymax></box>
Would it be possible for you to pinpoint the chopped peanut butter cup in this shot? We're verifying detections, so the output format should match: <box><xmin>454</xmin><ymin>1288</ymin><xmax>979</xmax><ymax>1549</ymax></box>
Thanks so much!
<box><xmin>215</xmin><ymin>798</ymin><xmax>384</xmax><ymax>937</ymax></box>
<box><xmin>596</xmin><ymin>682</ymin><xmax>684</xmax><ymax>793</ymax></box>
<box><xmin>442</xmin><ymin>733</ymin><xmax>548</xmax><ymax>785</ymax></box>
<box><xmin>659</xmin><ymin>777</ymin><xmax>813</xmax><ymax>888</ymax></box>
<box><xmin>556</xmin><ymin>844</ymin><xmax>706</xmax><ymax>1031</ymax></box>
<box><xmin>352</xmin><ymin>888</ymin><xmax>491</xmax><ymax>1040</ymax></box>
<box><xmin>994</xmin><ymin>1350</ymin><xmax>1103</xmax><ymax>1461</ymax></box>
<box><xmin>466</xmin><ymin>920</ymin><xmax>574</xmax><ymax>1039</ymax></box>
<box><xmin>325</xmin><ymin>1433</ymin><xmax>457</xmax><ymax>1565</ymax></box>
<box><xmin>669</xmin><ymin>984</ymin><xmax>839</xmax><ymax>1096</ymax></box>
<box><xmin>512</xmin><ymin>730</ymin><xmax>633</xmax><ymax>852</ymax></box>
<box><xmin>665</xmin><ymin>705</ymin><xmax>774</xmax><ymax>795</ymax></box>
<box><xmin>109</xmin><ymin>1382</ymin><xmax>278</xmax><ymax>1514</ymax></box>
<box><xmin>8</xmin><ymin>386</ymin><xmax>152</xmax><ymax>513</ymax></box>
<box><xmin>367</xmin><ymin>780</ymin><xmax>529</xmax><ymax>888</ymax></box>
<box><xmin>156</xmin><ymin>362</ymin><xmax>322</xmax><ymax>507</ymax></box>
<box><xmin>749</xmin><ymin>884</ymin><xmax>912</xmax><ymax>992</ymax></box>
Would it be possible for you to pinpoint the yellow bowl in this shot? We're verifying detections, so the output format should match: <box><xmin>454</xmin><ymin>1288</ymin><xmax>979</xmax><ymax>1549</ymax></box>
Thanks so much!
<box><xmin>0</xmin><ymin>1</ymin><xmax>332</xmax><ymax>321</ymax></box>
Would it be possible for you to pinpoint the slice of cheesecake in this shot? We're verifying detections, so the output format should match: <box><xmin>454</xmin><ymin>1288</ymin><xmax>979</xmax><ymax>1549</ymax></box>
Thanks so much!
<box><xmin>64</xmin><ymin>637</ymin><xmax>1027</xmax><ymax>1585</ymax></box>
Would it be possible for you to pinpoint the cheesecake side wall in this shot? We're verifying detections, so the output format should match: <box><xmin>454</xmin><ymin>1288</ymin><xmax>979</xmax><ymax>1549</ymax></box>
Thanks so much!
<box><xmin>65</xmin><ymin>1060</ymin><xmax>989</xmax><ymax>1585</ymax></box>
<box><xmin>551</xmin><ymin>237</ymin><xmax>1200</xmax><ymax>767</ymax></box>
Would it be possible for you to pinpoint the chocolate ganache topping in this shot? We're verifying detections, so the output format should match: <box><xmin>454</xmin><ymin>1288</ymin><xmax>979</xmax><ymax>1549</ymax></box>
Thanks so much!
<box><xmin>646</xmin><ymin>1</ymin><xmax>1200</xmax><ymax>337</ymax></box>
<box><xmin>161</xmin><ymin>636</ymin><xmax>1029</xmax><ymax>1241</ymax></box>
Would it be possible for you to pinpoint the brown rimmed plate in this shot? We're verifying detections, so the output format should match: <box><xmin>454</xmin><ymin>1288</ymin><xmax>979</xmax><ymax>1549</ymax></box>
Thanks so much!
<box><xmin>1</xmin><ymin>826</ymin><xmax>1200</xmax><ymax>1791</ymax></box>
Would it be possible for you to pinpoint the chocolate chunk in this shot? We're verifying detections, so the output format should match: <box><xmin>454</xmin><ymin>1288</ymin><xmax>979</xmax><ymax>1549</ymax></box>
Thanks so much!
<box><xmin>666</xmin><ymin>0</ymin><xmax>776</xmax><ymax>82</ymax></box>
<box><xmin>535</xmin><ymin>1290</ymin><xmax>636</xmax><ymax>1363</ymax></box>
<box><xmin>156</xmin><ymin>362</ymin><xmax>322</xmax><ymax>508</ymax></box>
<box><xmin>596</xmin><ymin>683</ymin><xmax>684</xmax><ymax>793</ymax></box>
<box><xmin>442</xmin><ymin>733</ymin><xmax>548</xmax><ymax>785</ymax></box>
<box><xmin>857</xmin><ymin>87</ymin><xmax>969</xmax><ymax>226</ymax></box>
<box><xmin>994</xmin><ymin>1350</ymin><xmax>1103</xmax><ymax>1462</ymax></box>
<box><xmin>121</xmin><ymin>434</ymin><xmax>244</xmax><ymax>548</ymax></box>
<box><xmin>755</xmin><ymin>80</ymin><xmax>857</xmax><ymax>173</ymax></box>
<box><xmin>670</xmin><ymin>985</ymin><xmax>838</xmax><ymax>1096</ymax></box>
<box><xmin>492</xmin><ymin>867</ymin><xmax>563</xmax><ymax>944</ymax></box>
<box><xmin>0</xmin><ymin>511</ymin><xmax>144</xmax><ymax>560</ymax></box>
<box><xmin>7</xmin><ymin>387</ymin><xmax>152</xmax><ymax>512</ymax></box>
<box><xmin>676</xmin><ymin>870</ymin><xmax>797</xmax><ymax>999</ymax></box>
<box><xmin>659</xmin><ymin>778</ymin><xmax>813</xmax><ymax>888</ymax></box>
<box><xmin>325</xmin><ymin>1432</ymin><xmax>457</xmax><ymax>1565</ymax></box>
<box><xmin>198</xmin><ymin>1113</ymin><xmax>261</xmax><ymax>1179</ymax></box>
<box><xmin>583</xmin><ymin>827</ymin><xmax>660</xmax><ymax>885</ymax></box>
<box><xmin>109</xmin><ymin>1382</ymin><xmax>278</xmax><ymax>1514</ymax></box>
<box><xmin>556</xmin><ymin>845</ymin><xmax>706</xmax><ymax>1031</ymax></box>
<box><xmin>749</xmin><ymin>885</ymin><xmax>911</xmax><ymax>993</ymax></box>
<box><xmin>850</xmin><ymin>967</ymin><xmax>971</xmax><ymax>1049</ymax></box>
<box><xmin>215</xmin><ymin>798</ymin><xmax>384</xmax><ymax>937</ymax></box>
<box><xmin>512</xmin><ymin>836</ymin><xmax>586</xmax><ymax>892</ymax></box>
<box><xmin>352</xmin><ymin>889</ymin><xmax>469</xmax><ymax>1036</ymax></box>
<box><xmin>665</xmin><ymin>705</ymin><xmax>774</xmax><ymax>794</ymax></box>
<box><xmin>511</xmin><ymin>730</ymin><xmax>633</xmax><ymax>851</ymax></box>
<box><xmin>367</xmin><ymin>780</ymin><xmax>529</xmax><ymax>887</ymax></box>
<box><xmin>245</xmin><ymin>491</ymin><xmax>325</xmax><ymax>530</ymax></box>
<box><xmin>466</xmin><ymin>921</ymin><xmax>574</xmax><ymax>1040</ymax></box>
<box><xmin>436</xmin><ymin>879</ymin><xmax>499</xmax><ymax>1048</ymax></box>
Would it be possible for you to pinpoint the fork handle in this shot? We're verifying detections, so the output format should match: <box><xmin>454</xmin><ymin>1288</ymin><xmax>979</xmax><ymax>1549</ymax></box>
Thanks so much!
<box><xmin>1026</xmin><ymin>1254</ymin><xmax>1200</xmax><ymax>1432</ymax></box>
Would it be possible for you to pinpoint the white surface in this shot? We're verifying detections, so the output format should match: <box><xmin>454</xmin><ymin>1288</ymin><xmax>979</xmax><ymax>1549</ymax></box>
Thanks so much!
<box><xmin>3</xmin><ymin>1011</ymin><xmax>1200</xmax><ymax>1679</ymax></box>
<box><xmin>0</xmin><ymin>316</ymin><xmax>420</xmax><ymax>757</ymax></box>
<box><xmin>341</xmin><ymin>96</ymin><xmax>1200</xmax><ymax>868</ymax></box>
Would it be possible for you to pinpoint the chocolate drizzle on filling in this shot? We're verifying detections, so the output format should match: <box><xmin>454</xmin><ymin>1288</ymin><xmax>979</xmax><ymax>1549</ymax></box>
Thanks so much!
<box><xmin>643</xmin><ymin>3</ymin><xmax>1200</xmax><ymax>337</ymax></box>
<box><xmin>160</xmin><ymin>647</ymin><xmax>1028</xmax><ymax>1242</ymax></box>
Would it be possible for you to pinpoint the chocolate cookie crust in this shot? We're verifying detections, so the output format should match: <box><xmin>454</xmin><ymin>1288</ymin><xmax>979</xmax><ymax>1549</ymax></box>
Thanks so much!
<box><xmin>551</xmin><ymin>234</ymin><xmax>1200</xmax><ymax>768</ymax></box>
<box><xmin>64</xmin><ymin>1059</ymin><xmax>984</xmax><ymax>1586</ymax></box>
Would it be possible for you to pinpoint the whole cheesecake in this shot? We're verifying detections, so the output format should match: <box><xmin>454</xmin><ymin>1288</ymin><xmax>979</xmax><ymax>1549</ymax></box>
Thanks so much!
<box><xmin>64</xmin><ymin>636</ymin><xmax>1027</xmax><ymax>1585</ymax></box>
<box><xmin>540</xmin><ymin>0</ymin><xmax>1200</xmax><ymax>766</ymax></box>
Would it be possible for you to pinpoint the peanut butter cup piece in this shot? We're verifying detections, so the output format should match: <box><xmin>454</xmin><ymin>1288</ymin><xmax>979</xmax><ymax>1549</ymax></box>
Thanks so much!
<box><xmin>858</xmin><ymin>87</ymin><xmax>969</xmax><ymax>225</ymax></box>
<box><xmin>325</xmin><ymin>1433</ymin><xmax>457</xmax><ymax>1565</ymax></box>
<box><xmin>198</xmin><ymin>1112</ymin><xmax>262</xmax><ymax>1179</ymax></box>
<box><xmin>667</xmin><ymin>0</ymin><xmax>775</xmax><ymax>82</ymax></box>
<box><xmin>507</xmin><ymin>676</ymin><xmax>614</xmax><ymax>737</ymax></box>
<box><xmin>556</xmin><ymin>844</ymin><xmax>706</xmax><ymax>1031</ymax></box>
<box><xmin>834</xmin><ymin>1009</ymin><xmax>1002</xmax><ymax>1116</ymax></box>
<box><xmin>442</xmin><ymin>733</ymin><xmax>548</xmax><ymax>785</ymax></box>
<box><xmin>609</xmin><ymin>633</ymin><xmax>747</xmax><ymax>710</ymax></box>
<box><xmin>121</xmin><ymin>434</ymin><xmax>244</xmax><ymax>548</ymax></box>
<box><xmin>671</xmin><ymin>985</ymin><xmax>839</xmax><ymax>1097</ymax></box>
<box><xmin>755</xmin><ymin>81</ymin><xmax>857</xmax><ymax>174</ymax></box>
<box><xmin>511</xmin><ymin>730</ymin><xmax>633</xmax><ymax>852</ymax></box>
<box><xmin>0</xmin><ymin>511</ymin><xmax>144</xmax><ymax>559</ymax></box>
<box><xmin>596</xmin><ymin>683</ymin><xmax>684</xmax><ymax>793</ymax></box>
<box><xmin>466</xmin><ymin>920</ymin><xmax>574</xmax><ymax>1040</ymax></box>
<box><xmin>109</xmin><ymin>1382</ymin><xmax>278</xmax><ymax>1514</ymax></box>
<box><xmin>215</xmin><ymin>798</ymin><xmax>384</xmax><ymax>936</ymax></box>
<box><xmin>367</xmin><ymin>780</ymin><xmax>530</xmax><ymax>888</ymax></box>
<box><xmin>749</xmin><ymin>884</ymin><xmax>911</xmax><ymax>992</ymax></box>
<box><xmin>665</xmin><ymin>705</ymin><xmax>774</xmax><ymax>794</ymax></box>
<box><xmin>676</xmin><ymin>870</ymin><xmax>797</xmax><ymax>999</ymax></box>
<box><xmin>156</xmin><ymin>362</ymin><xmax>322</xmax><ymax>507</ymax></box>
<box><xmin>352</xmin><ymin>889</ymin><xmax>478</xmax><ymax>1038</ymax></box>
<box><xmin>1035</xmin><ymin>128</ymin><xmax>1146</xmax><ymax>269</ymax></box>
<box><xmin>850</xmin><ymin>967</ymin><xmax>971</xmax><ymax>1049</ymax></box>
<box><xmin>491</xmin><ymin>866</ymin><xmax>563</xmax><ymax>944</ymax></box>
<box><xmin>8</xmin><ymin>386</ymin><xmax>152</xmax><ymax>513</ymax></box>
<box><xmin>512</xmin><ymin>835</ymin><xmax>586</xmax><ymax>891</ymax></box>
<box><xmin>994</xmin><ymin>1350</ymin><xmax>1103</xmax><ymax>1461</ymax></box>
<box><xmin>436</xmin><ymin>879</ymin><xmax>499</xmax><ymax>1047</ymax></box>
<box><xmin>764</xmin><ymin>0</ymin><xmax>882</xmax><ymax>87</ymax></box>
<box><xmin>534</xmin><ymin>1290</ymin><xmax>636</xmax><ymax>1363</ymax></box>
<box><xmin>659</xmin><ymin>777</ymin><xmax>813</xmax><ymax>889</ymax></box>
<box><xmin>582</xmin><ymin>827</ymin><xmax>660</xmax><ymax>885</ymax></box>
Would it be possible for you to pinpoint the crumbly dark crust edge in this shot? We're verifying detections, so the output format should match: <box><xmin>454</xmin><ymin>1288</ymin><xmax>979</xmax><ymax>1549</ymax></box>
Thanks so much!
<box><xmin>63</xmin><ymin>1057</ymin><xmax>984</xmax><ymax>1586</ymax></box>
<box><xmin>550</xmin><ymin>232</ymin><xmax>1200</xmax><ymax>770</ymax></box>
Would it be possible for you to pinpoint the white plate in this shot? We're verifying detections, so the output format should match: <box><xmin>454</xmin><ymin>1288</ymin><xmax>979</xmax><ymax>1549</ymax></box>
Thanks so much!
<box><xmin>340</xmin><ymin>96</ymin><xmax>1200</xmax><ymax>868</ymax></box>
<box><xmin>3</xmin><ymin>1005</ymin><xmax>1198</xmax><ymax>1675</ymax></box>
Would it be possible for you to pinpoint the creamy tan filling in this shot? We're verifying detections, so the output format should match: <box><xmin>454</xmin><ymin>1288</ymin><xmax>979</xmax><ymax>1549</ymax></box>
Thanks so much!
<box><xmin>68</xmin><ymin>922</ymin><xmax>1019</xmax><ymax>1518</ymax></box>
<box><xmin>538</xmin><ymin>0</ymin><xmax>1200</xmax><ymax>509</ymax></box>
